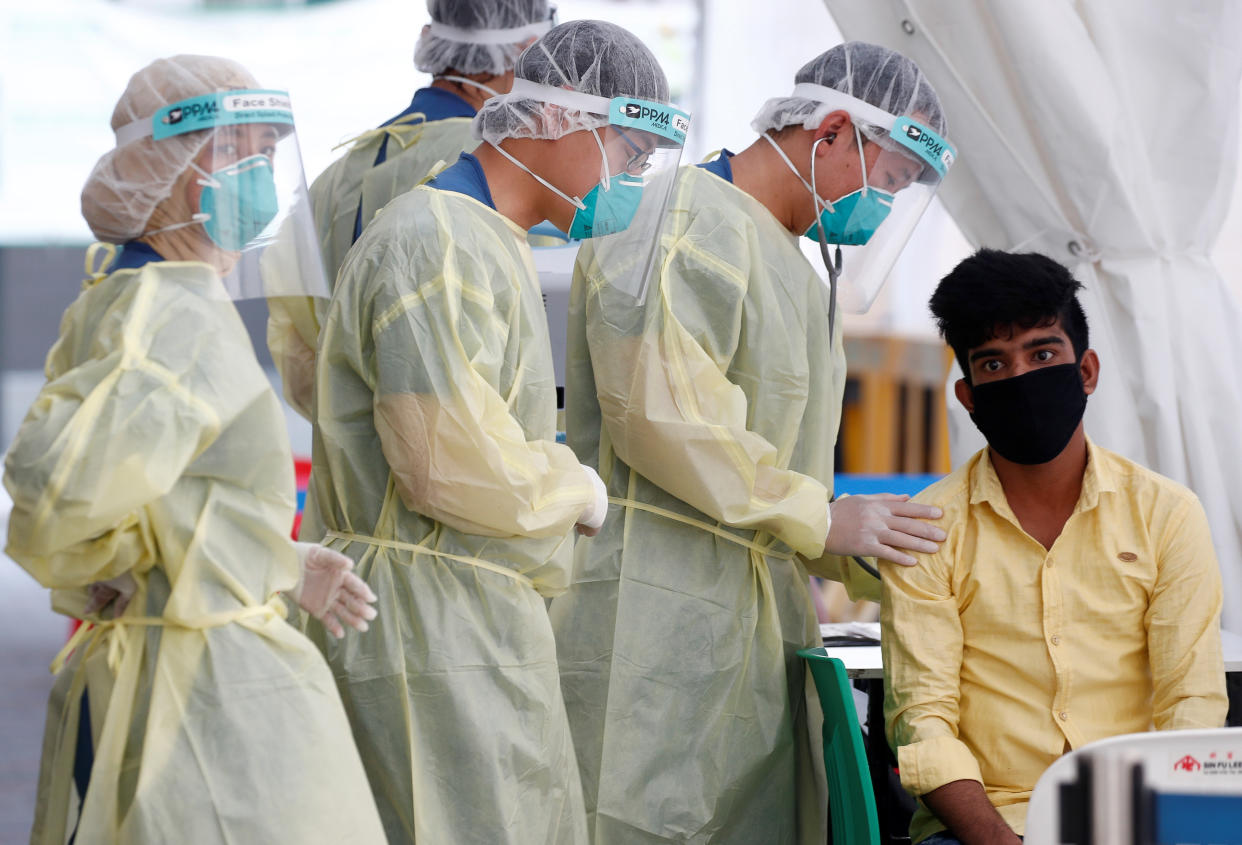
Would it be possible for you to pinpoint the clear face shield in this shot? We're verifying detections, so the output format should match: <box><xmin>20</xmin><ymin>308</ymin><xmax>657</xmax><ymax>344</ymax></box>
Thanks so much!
<box><xmin>118</xmin><ymin>89</ymin><xmax>329</xmax><ymax>300</ymax></box>
<box><xmin>823</xmin><ymin>115</ymin><xmax>955</xmax><ymax>315</ymax></box>
<box><xmin>490</xmin><ymin>81</ymin><xmax>689</xmax><ymax>305</ymax></box>
<box><xmin>773</xmin><ymin>83</ymin><xmax>956</xmax><ymax>328</ymax></box>
<box><xmin>585</xmin><ymin>99</ymin><xmax>690</xmax><ymax>304</ymax></box>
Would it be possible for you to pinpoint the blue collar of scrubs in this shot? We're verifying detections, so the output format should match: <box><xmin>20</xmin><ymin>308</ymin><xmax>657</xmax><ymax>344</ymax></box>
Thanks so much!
<box><xmin>382</xmin><ymin>86</ymin><xmax>476</xmax><ymax>128</ymax></box>
<box><xmin>110</xmin><ymin>241</ymin><xmax>166</xmax><ymax>272</ymax></box>
<box><xmin>697</xmin><ymin>149</ymin><xmax>735</xmax><ymax>183</ymax></box>
<box><xmin>425</xmin><ymin>152</ymin><xmax>497</xmax><ymax>210</ymax></box>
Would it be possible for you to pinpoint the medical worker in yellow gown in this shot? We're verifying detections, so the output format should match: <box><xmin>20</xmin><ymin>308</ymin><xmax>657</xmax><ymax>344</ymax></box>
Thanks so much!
<box><xmin>551</xmin><ymin>42</ymin><xmax>958</xmax><ymax>843</ymax></box>
<box><xmin>3</xmin><ymin>55</ymin><xmax>383</xmax><ymax>845</ymax></box>
<box><xmin>267</xmin><ymin>0</ymin><xmax>555</xmax><ymax>419</ymax></box>
<box><xmin>300</xmin><ymin>19</ymin><xmax>690</xmax><ymax>844</ymax></box>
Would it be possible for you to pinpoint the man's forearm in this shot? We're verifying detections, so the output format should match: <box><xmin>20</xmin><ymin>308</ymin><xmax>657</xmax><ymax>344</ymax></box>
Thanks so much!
<box><xmin>922</xmin><ymin>779</ymin><xmax>1021</xmax><ymax>845</ymax></box>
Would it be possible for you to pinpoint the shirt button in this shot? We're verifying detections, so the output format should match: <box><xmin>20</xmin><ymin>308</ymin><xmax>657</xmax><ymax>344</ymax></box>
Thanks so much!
<box><xmin>1059</xmin><ymin>711</ymin><xmax>1069</xmax><ymax>721</ymax></box>
<box><xmin>1051</xmin><ymin>635</ymin><xmax>1061</xmax><ymax>645</ymax></box>
<box><xmin>1045</xmin><ymin>559</ymin><xmax>1053</xmax><ymax>568</ymax></box>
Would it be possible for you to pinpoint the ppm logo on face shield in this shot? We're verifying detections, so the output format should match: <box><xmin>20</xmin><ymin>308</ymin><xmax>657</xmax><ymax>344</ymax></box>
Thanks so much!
<box><xmin>905</xmin><ymin>123</ymin><xmax>948</xmax><ymax>163</ymax></box>
<box><xmin>169</xmin><ymin>101</ymin><xmax>219</xmax><ymax>124</ymax></box>
<box><xmin>622</xmin><ymin>102</ymin><xmax>671</xmax><ymax>130</ymax></box>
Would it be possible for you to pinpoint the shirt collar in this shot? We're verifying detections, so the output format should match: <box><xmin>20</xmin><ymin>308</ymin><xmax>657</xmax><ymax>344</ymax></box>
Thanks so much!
<box><xmin>969</xmin><ymin>436</ymin><xmax>1115</xmax><ymax>516</ymax></box>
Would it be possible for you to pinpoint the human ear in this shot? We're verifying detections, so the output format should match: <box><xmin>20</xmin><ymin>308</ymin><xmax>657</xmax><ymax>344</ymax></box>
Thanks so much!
<box><xmin>954</xmin><ymin>377</ymin><xmax>974</xmax><ymax>413</ymax></box>
<box><xmin>1080</xmin><ymin>349</ymin><xmax>1100</xmax><ymax>395</ymax></box>
<box><xmin>813</xmin><ymin>110</ymin><xmax>851</xmax><ymax>145</ymax></box>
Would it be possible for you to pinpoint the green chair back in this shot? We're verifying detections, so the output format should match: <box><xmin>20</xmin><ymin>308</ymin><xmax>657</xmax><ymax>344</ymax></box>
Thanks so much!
<box><xmin>799</xmin><ymin>647</ymin><xmax>881</xmax><ymax>845</ymax></box>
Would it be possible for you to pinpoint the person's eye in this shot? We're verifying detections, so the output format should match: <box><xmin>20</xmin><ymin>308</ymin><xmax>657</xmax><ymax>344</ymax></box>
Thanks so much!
<box><xmin>262</xmin><ymin>145</ymin><xmax>277</xmax><ymax>159</ymax></box>
<box><xmin>982</xmin><ymin>359</ymin><xmax>1002</xmax><ymax>372</ymax></box>
<box><xmin>1035</xmin><ymin>349</ymin><xmax>1056</xmax><ymax>362</ymax></box>
<box><xmin>216</xmin><ymin>142</ymin><xmax>238</xmax><ymax>158</ymax></box>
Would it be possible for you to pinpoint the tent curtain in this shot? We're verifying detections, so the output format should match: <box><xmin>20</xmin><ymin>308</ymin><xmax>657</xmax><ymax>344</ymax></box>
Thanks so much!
<box><xmin>824</xmin><ymin>0</ymin><xmax>1242</xmax><ymax>632</ymax></box>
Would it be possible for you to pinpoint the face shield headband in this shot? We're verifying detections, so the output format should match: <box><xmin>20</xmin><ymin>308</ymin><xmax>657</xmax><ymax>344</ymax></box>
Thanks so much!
<box><xmin>426</xmin><ymin>8</ymin><xmax>557</xmax><ymax>46</ymax></box>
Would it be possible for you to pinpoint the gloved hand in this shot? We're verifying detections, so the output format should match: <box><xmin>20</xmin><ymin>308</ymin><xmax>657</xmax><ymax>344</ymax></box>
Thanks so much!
<box><xmin>825</xmin><ymin>494</ymin><xmax>946</xmax><ymax>567</ymax></box>
<box><xmin>289</xmin><ymin>542</ymin><xmax>379</xmax><ymax>639</ymax></box>
<box><xmin>576</xmin><ymin>464</ymin><xmax>609</xmax><ymax>537</ymax></box>
<box><xmin>84</xmin><ymin>572</ymin><xmax>138</xmax><ymax>617</ymax></box>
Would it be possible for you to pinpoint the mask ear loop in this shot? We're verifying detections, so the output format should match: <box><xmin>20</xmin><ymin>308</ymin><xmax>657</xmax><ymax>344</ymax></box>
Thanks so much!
<box><xmin>591</xmin><ymin>128</ymin><xmax>610</xmax><ymax>191</ymax></box>
<box><xmin>436</xmin><ymin>74</ymin><xmax>503</xmax><ymax>99</ymax></box>
<box><xmin>140</xmin><ymin>162</ymin><xmax>215</xmax><ymax>238</ymax></box>
<box><xmin>487</xmin><ymin>141</ymin><xmax>586</xmax><ymax>210</ymax></box>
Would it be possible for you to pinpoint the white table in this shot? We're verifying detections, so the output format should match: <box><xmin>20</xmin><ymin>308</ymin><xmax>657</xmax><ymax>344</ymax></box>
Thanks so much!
<box><xmin>820</xmin><ymin>625</ymin><xmax>1242</xmax><ymax>680</ymax></box>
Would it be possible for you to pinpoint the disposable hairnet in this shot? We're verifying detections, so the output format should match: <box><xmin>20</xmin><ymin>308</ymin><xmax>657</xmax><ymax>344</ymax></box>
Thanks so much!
<box><xmin>81</xmin><ymin>55</ymin><xmax>258</xmax><ymax>244</ymax></box>
<box><xmin>473</xmin><ymin>19</ymin><xmax>670</xmax><ymax>144</ymax></box>
<box><xmin>414</xmin><ymin>0</ymin><xmax>551</xmax><ymax>76</ymax></box>
<box><xmin>751</xmin><ymin>42</ymin><xmax>946</xmax><ymax>149</ymax></box>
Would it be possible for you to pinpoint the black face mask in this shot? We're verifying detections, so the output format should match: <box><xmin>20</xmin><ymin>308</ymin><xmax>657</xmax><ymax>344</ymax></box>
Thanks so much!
<box><xmin>968</xmin><ymin>363</ymin><xmax>1087</xmax><ymax>465</ymax></box>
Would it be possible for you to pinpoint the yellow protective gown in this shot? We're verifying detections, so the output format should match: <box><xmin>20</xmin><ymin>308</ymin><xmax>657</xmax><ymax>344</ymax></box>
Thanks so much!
<box><xmin>3</xmin><ymin>257</ymin><xmax>385</xmax><ymax>844</ymax></box>
<box><xmin>301</xmin><ymin>183</ymin><xmax>595</xmax><ymax>844</ymax></box>
<box><xmin>267</xmin><ymin>114</ymin><xmax>475</xmax><ymax>419</ymax></box>
<box><xmin>549</xmin><ymin>164</ymin><xmax>875</xmax><ymax>844</ymax></box>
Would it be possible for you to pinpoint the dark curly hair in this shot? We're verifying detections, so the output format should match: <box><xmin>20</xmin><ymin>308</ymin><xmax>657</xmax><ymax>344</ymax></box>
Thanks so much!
<box><xmin>930</xmin><ymin>248</ymin><xmax>1089</xmax><ymax>382</ymax></box>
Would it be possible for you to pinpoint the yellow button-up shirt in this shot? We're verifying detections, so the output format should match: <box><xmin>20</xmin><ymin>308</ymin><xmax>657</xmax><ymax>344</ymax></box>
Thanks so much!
<box><xmin>881</xmin><ymin>439</ymin><xmax>1227</xmax><ymax>842</ymax></box>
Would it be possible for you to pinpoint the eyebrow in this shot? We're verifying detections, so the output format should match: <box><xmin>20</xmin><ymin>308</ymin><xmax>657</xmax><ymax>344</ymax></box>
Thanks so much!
<box><xmin>968</xmin><ymin>335</ymin><xmax>1066</xmax><ymax>363</ymax></box>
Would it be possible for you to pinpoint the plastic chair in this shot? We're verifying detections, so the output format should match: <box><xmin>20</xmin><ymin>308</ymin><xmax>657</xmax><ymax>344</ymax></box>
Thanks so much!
<box><xmin>1024</xmin><ymin>727</ymin><xmax>1242</xmax><ymax>845</ymax></box>
<box><xmin>799</xmin><ymin>646</ymin><xmax>882</xmax><ymax>845</ymax></box>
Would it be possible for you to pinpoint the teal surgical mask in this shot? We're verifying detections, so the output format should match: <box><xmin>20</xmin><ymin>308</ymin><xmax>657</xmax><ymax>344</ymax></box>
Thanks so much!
<box><xmin>568</xmin><ymin>173</ymin><xmax>644</xmax><ymax>238</ymax></box>
<box><xmin>489</xmin><ymin>129</ymin><xmax>645</xmax><ymax>240</ymax></box>
<box><xmin>802</xmin><ymin>182</ymin><xmax>894</xmax><ymax>245</ymax></box>
<box><xmin>194</xmin><ymin>154</ymin><xmax>280</xmax><ymax>251</ymax></box>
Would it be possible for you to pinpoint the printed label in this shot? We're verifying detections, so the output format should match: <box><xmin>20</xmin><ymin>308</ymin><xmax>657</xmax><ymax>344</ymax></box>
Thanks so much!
<box><xmin>153</xmin><ymin>89</ymin><xmax>294</xmax><ymax>140</ymax></box>
<box><xmin>890</xmin><ymin>116</ymin><xmax>955</xmax><ymax>177</ymax></box>
<box><xmin>610</xmin><ymin>98</ymin><xmax>689</xmax><ymax>145</ymax></box>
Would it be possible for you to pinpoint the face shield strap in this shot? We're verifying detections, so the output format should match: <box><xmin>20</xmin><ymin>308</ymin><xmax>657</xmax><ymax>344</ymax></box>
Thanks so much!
<box><xmin>789</xmin><ymin>83</ymin><xmax>897</xmax><ymax>134</ymax></box>
<box><xmin>506</xmin><ymin>78</ymin><xmax>612</xmax><ymax>116</ymax></box>
<box><xmin>427</xmin><ymin>18</ymin><xmax>553</xmax><ymax>46</ymax></box>
<box><xmin>436</xmin><ymin>74</ymin><xmax>503</xmax><ymax>99</ymax></box>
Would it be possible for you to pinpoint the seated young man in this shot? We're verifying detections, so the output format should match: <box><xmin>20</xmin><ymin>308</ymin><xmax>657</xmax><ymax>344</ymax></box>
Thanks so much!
<box><xmin>881</xmin><ymin>248</ymin><xmax>1228</xmax><ymax>844</ymax></box>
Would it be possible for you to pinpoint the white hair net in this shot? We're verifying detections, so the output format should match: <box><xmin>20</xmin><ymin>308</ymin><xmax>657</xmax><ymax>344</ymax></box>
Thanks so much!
<box><xmin>81</xmin><ymin>55</ymin><xmax>259</xmax><ymax>244</ymax></box>
<box><xmin>414</xmin><ymin>0</ymin><xmax>552</xmax><ymax>77</ymax></box>
<box><xmin>751</xmin><ymin>42</ymin><xmax>946</xmax><ymax>150</ymax></box>
<box><xmin>473</xmin><ymin>19</ymin><xmax>670</xmax><ymax>145</ymax></box>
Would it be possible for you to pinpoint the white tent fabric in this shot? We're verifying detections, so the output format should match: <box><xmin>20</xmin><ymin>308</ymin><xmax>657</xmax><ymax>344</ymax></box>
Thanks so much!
<box><xmin>824</xmin><ymin>0</ymin><xmax>1242</xmax><ymax>633</ymax></box>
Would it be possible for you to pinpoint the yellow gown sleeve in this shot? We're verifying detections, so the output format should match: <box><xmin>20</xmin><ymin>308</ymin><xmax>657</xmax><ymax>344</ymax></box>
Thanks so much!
<box><xmin>266</xmin><ymin>295</ymin><xmax>321</xmax><ymax>420</ymax></box>
<box><xmin>4</xmin><ymin>270</ymin><xmax>238</xmax><ymax>588</ymax></box>
<box><xmin>367</xmin><ymin>242</ymin><xmax>594</xmax><ymax>540</ymax></box>
<box><xmin>582</xmin><ymin>230</ymin><xmax>830</xmax><ymax>559</ymax></box>
<box><xmin>800</xmin><ymin>550</ymin><xmax>881</xmax><ymax>602</ymax></box>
